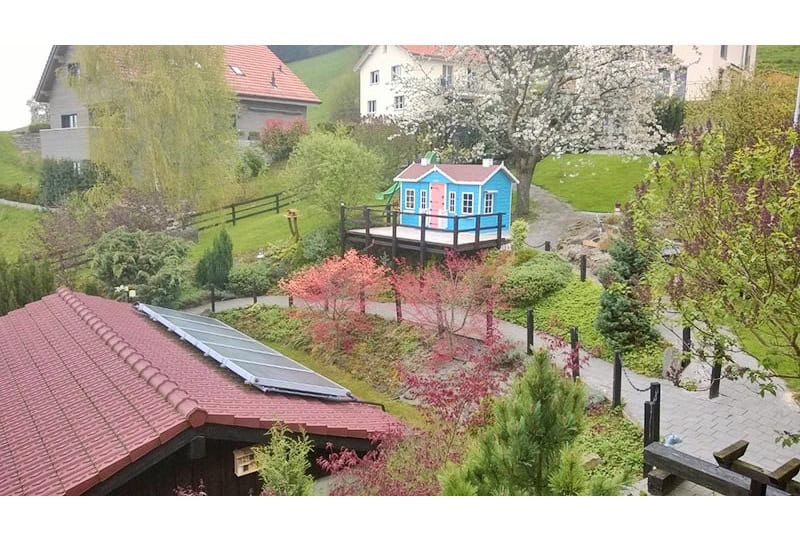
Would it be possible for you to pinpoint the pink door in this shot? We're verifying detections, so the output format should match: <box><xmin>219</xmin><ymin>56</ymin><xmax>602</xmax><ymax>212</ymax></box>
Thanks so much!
<box><xmin>428</xmin><ymin>183</ymin><xmax>446</xmax><ymax>229</ymax></box>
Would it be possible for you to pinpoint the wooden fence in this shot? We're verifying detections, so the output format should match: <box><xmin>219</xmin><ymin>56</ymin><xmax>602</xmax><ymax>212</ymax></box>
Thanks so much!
<box><xmin>184</xmin><ymin>190</ymin><xmax>306</xmax><ymax>231</ymax></box>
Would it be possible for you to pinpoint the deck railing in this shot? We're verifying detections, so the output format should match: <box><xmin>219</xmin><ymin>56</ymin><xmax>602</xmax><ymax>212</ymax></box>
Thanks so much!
<box><xmin>339</xmin><ymin>203</ymin><xmax>505</xmax><ymax>263</ymax></box>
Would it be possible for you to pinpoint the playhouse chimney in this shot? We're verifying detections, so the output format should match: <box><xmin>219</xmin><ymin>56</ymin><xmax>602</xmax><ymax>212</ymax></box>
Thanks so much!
<box><xmin>482</xmin><ymin>158</ymin><xmax>494</xmax><ymax>167</ymax></box>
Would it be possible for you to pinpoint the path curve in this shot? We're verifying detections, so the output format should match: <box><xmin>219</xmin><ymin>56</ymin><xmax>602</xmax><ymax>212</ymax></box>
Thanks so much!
<box><xmin>186</xmin><ymin>295</ymin><xmax>800</xmax><ymax>475</ymax></box>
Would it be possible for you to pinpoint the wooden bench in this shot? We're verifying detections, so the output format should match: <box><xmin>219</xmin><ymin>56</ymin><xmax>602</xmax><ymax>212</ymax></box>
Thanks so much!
<box><xmin>644</xmin><ymin>443</ymin><xmax>793</xmax><ymax>496</ymax></box>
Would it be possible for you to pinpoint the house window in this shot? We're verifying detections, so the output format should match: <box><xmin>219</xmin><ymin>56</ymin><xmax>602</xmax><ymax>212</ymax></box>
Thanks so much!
<box><xmin>720</xmin><ymin>45</ymin><xmax>728</xmax><ymax>59</ymax></box>
<box><xmin>61</xmin><ymin>114</ymin><xmax>77</xmax><ymax>128</ymax></box>
<box><xmin>394</xmin><ymin>95</ymin><xmax>405</xmax><ymax>110</ymax></box>
<box><xmin>72</xmin><ymin>161</ymin><xmax>81</xmax><ymax>175</ymax></box>
<box><xmin>420</xmin><ymin>189</ymin><xmax>428</xmax><ymax>210</ymax></box>
<box><xmin>229</xmin><ymin>65</ymin><xmax>244</xmax><ymax>76</ymax></box>
<box><xmin>370</xmin><ymin>70</ymin><xmax>380</xmax><ymax>85</ymax></box>
<box><xmin>67</xmin><ymin>63</ymin><xmax>80</xmax><ymax>76</ymax></box>
<box><xmin>484</xmin><ymin>192</ymin><xmax>495</xmax><ymax>214</ymax></box>
<box><xmin>441</xmin><ymin>65</ymin><xmax>453</xmax><ymax>88</ymax></box>
<box><xmin>391</xmin><ymin>65</ymin><xmax>402</xmax><ymax>81</ymax></box>
<box><xmin>462</xmin><ymin>192</ymin><xmax>474</xmax><ymax>214</ymax></box>
<box><xmin>404</xmin><ymin>188</ymin><xmax>415</xmax><ymax>210</ymax></box>
<box><xmin>367</xmin><ymin>100</ymin><xmax>377</xmax><ymax>114</ymax></box>
<box><xmin>448</xmin><ymin>191</ymin><xmax>456</xmax><ymax>213</ymax></box>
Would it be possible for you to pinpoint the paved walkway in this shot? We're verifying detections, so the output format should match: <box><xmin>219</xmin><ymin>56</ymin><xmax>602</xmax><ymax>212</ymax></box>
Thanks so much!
<box><xmin>188</xmin><ymin>295</ymin><xmax>800</xmax><ymax>477</ymax></box>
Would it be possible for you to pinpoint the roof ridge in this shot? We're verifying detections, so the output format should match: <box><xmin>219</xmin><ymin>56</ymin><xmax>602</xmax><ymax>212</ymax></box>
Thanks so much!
<box><xmin>56</xmin><ymin>288</ymin><xmax>207</xmax><ymax>428</ymax></box>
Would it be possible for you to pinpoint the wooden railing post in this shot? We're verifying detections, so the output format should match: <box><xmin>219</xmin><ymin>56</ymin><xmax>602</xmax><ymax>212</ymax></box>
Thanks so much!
<box><xmin>420</xmin><ymin>217</ymin><xmax>428</xmax><ymax>267</ymax></box>
<box><xmin>495</xmin><ymin>213</ymin><xmax>502</xmax><ymax>249</ymax></box>
<box><xmin>526</xmin><ymin>308</ymin><xmax>534</xmax><ymax>354</ymax></box>
<box><xmin>612</xmin><ymin>350</ymin><xmax>622</xmax><ymax>408</ymax></box>
<box><xmin>391</xmin><ymin>211</ymin><xmax>398</xmax><ymax>264</ymax></box>
<box><xmin>570</xmin><ymin>326</ymin><xmax>580</xmax><ymax>380</ymax></box>
<box><xmin>339</xmin><ymin>203</ymin><xmax>346</xmax><ymax>256</ymax></box>
<box><xmin>709</xmin><ymin>340</ymin><xmax>724</xmax><ymax>399</ymax></box>
<box><xmin>650</xmin><ymin>382</ymin><xmax>661</xmax><ymax>443</ymax></box>
<box><xmin>544</xmin><ymin>241</ymin><xmax>551</xmax><ymax>252</ymax></box>
<box><xmin>473</xmin><ymin>214</ymin><xmax>481</xmax><ymax>250</ymax></box>
<box><xmin>682</xmin><ymin>326</ymin><xmax>692</xmax><ymax>368</ymax></box>
<box><xmin>363</xmin><ymin>207</ymin><xmax>371</xmax><ymax>249</ymax></box>
<box><xmin>453</xmin><ymin>215</ymin><xmax>459</xmax><ymax>248</ymax></box>
<box><xmin>644</xmin><ymin>402</ymin><xmax>654</xmax><ymax>478</ymax></box>
<box><xmin>231</xmin><ymin>204</ymin><xmax>237</xmax><ymax>226</ymax></box>
<box><xmin>394</xmin><ymin>285</ymin><xmax>403</xmax><ymax>322</ymax></box>
<box><xmin>580</xmin><ymin>254</ymin><xmax>587</xmax><ymax>281</ymax></box>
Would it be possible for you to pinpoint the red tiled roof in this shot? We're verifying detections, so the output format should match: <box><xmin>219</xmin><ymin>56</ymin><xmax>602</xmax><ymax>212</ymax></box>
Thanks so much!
<box><xmin>397</xmin><ymin>163</ymin><xmax>520</xmax><ymax>184</ymax></box>
<box><xmin>400</xmin><ymin>45</ymin><xmax>459</xmax><ymax>58</ymax></box>
<box><xmin>223</xmin><ymin>45</ymin><xmax>320</xmax><ymax>104</ymax></box>
<box><xmin>0</xmin><ymin>289</ymin><xmax>395</xmax><ymax>495</ymax></box>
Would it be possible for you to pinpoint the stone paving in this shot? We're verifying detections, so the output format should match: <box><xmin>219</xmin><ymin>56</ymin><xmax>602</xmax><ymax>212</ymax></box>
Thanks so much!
<box><xmin>188</xmin><ymin>295</ymin><xmax>800</xmax><ymax>480</ymax></box>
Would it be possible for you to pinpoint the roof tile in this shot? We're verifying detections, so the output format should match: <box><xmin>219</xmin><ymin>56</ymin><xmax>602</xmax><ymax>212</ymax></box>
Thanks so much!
<box><xmin>223</xmin><ymin>45</ymin><xmax>320</xmax><ymax>104</ymax></box>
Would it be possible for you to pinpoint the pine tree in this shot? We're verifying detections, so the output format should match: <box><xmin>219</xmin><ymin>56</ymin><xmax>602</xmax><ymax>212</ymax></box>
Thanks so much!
<box><xmin>195</xmin><ymin>229</ymin><xmax>233</xmax><ymax>312</ymax></box>
<box><xmin>440</xmin><ymin>350</ymin><xmax>586</xmax><ymax>495</ymax></box>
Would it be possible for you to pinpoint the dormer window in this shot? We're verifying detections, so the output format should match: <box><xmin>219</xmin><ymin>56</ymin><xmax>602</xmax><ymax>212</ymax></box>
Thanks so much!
<box><xmin>67</xmin><ymin>63</ymin><xmax>80</xmax><ymax>76</ymax></box>
<box><xmin>230</xmin><ymin>65</ymin><xmax>244</xmax><ymax>76</ymax></box>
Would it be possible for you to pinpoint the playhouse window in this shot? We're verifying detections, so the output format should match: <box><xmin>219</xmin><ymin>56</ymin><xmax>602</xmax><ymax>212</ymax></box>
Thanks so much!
<box><xmin>420</xmin><ymin>189</ymin><xmax>427</xmax><ymax>210</ymax></box>
<box><xmin>462</xmin><ymin>193</ymin><xmax>474</xmax><ymax>214</ymax></box>
<box><xmin>448</xmin><ymin>191</ymin><xmax>456</xmax><ymax>213</ymax></box>
<box><xmin>404</xmin><ymin>189</ymin><xmax>415</xmax><ymax>210</ymax></box>
<box><xmin>484</xmin><ymin>191</ymin><xmax>495</xmax><ymax>214</ymax></box>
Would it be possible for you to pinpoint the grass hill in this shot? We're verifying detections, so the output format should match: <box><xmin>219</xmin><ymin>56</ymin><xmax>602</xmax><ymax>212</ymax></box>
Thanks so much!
<box><xmin>288</xmin><ymin>46</ymin><xmax>364</xmax><ymax>125</ymax></box>
<box><xmin>0</xmin><ymin>132</ymin><xmax>39</xmax><ymax>189</ymax></box>
<box><xmin>757</xmin><ymin>45</ymin><xmax>800</xmax><ymax>75</ymax></box>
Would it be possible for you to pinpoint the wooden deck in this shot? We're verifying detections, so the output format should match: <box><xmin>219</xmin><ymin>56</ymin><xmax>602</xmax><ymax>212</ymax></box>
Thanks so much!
<box><xmin>347</xmin><ymin>225</ymin><xmax>510</xmax><ymax>255</ymax></box>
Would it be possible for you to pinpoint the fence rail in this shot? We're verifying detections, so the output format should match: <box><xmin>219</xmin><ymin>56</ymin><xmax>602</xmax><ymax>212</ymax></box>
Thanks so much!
<box><xmin>185</xmin><ymin>190</ymin><xmax>306</xmax><ymax>231</ymax></box>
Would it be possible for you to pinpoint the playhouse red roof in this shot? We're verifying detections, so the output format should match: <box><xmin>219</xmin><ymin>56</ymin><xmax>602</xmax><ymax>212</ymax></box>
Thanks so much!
<box><xmin>396</xmin><ymin>163</ymin><xmax>519</xmax><ymax>184</ymax></box>
<box><xmin>0</xmin><ymin>289</ymin><xmax>394</xmax><ymax>495</ymax></box>
<box><xmin>222</xmin><ymin>45</ymin><xmax>320</xmax><ymax>104</ymax></box>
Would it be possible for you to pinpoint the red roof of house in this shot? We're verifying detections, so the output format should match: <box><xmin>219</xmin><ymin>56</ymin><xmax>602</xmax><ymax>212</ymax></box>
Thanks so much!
<box><xmin>400</xmin><ymin>45</ymin><xmax>459</xmax><ymax>57</ymax></box>
<box><xmin>223</xmin><ymin>45</ymin><xmax>320</xmax><ymax>104</ymax></box>
<box><xmin>0</xmin><ymin>289</ymin><xmax>394</xmax><ymax>495</ymax></box>
<box><xmin>396</xmin><ymin>163</ymin><xmax>519</xmax><ymax>184</ymax></box>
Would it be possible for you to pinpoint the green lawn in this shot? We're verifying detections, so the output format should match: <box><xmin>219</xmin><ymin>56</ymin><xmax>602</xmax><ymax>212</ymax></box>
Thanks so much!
<box><xmin>288</xmin><ymin>46</ymin><xmax>364</xmax><ymax>126</ymax></box>
<box><xmin>0</xmin><ymin>132</ymin><xmax>39</xmax><ymax>188</ymax></box>
<box><xmin>734</xmin><ymin>325</ymin><xmax>800</xmax><ymax>396</ymax></box>
<box><xmin>533</xmin><ymin>153</ymin><xmax>659</xmax><ymax>212</ymax></box>
<box><xmin>0</xmin><ymin>207</ymin><xmax>42</xmax><ymax>261</ymax></box>
<box><xmin>189</xmin><ymin>200</ymin><xmax>335</xmax><ymax>263</ymax></box>
<box><xmin>756</xmin><ymin>45</ymin><xmax>800</xmax><ymax>75</ymax></box>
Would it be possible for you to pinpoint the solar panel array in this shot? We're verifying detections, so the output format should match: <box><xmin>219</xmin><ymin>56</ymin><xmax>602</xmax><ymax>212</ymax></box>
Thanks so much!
<box><xmin>136</xmin><ymin>304</ymin><xmax>352</xmax><ymax>399</ymax></box>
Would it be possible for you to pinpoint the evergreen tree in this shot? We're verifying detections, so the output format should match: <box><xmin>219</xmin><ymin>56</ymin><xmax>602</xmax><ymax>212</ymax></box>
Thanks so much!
<box><xmin>440</xmin><ymin>350</ymin><xmax>586</xmax><ymax>495</ymax></box>
<box><xmin>253</xmin><ymin>422</ymin><xmax>314</xmax><ymax>496</ymax></box>
<box><xmin>196</xmin><ymin>229</ymin><xmax>233</xmax><ymax>312</ymax></box>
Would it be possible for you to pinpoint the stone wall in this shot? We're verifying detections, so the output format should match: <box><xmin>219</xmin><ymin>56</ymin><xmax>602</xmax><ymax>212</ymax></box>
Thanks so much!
<box><xmin>12</xmin><ymin>132</ymin><xmax>41</xmax><ymax>154</ymax></box>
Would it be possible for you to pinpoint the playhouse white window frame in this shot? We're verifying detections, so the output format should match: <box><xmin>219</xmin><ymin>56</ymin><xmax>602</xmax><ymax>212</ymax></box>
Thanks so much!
<box><xmin>462</xmin><ymin>192</ymin><xmax>474</xmax><ymax>214</ymax></box>
<box><xmin>404</xmin><ymin>188</ymin><xmax>415</xmax><ymax>210</ymax></box>
<box><xmin>448</xmin><ymin>191</ymin><xmax>456</xmax><ymax>213</ymax></box>
<box><xmin>484</xmin><ymin>191</ymin><xmax>496</xmax><ymax>214</ymax></box>
<box><xmin>419</xmin><ymin>189</ymin><xmax>428</xmax><ymax>211</ymax></box>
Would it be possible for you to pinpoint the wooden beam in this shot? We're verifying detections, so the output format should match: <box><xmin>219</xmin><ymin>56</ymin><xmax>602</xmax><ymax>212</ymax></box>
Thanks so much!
<box><xmin>647</xmin><ymin>468</ymin><xmax>681</xmax><ymax>496</ymax></box>
<box><xmin>644</xmin><ymin>443</ymin><xmax>791</xmax><ymax>496</ymax></box>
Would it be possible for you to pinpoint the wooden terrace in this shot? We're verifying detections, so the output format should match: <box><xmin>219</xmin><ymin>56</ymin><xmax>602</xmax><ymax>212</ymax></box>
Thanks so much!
<box><xmin>340</xmin><ymin>204</ymin><xmax>510</xmax><ymax>264</ymax></box>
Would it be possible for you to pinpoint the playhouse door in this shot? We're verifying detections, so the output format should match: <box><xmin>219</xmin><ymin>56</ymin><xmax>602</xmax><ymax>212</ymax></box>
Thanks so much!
<box><xmin>428</xmin><ymin>183</ymin><xmax>446</xmax><ymax>229</ymax></box>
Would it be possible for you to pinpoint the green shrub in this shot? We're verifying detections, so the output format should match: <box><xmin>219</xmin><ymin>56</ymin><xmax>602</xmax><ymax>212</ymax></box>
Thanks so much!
<box><xmin>0</xmin><ymin>183</ymin><xmax>39</xmax><ymax>204</ymax></box>
<box><xmin>298</xmin><ymin>224</ymin><xmax>340</xmax><ymax>265</ymax></box>
<box><xmin>226</xmin><ymin>262</ymin><xmax>276</xmax><ymax>298</ymax></box>
<box><xmin>0</xmin><ymin>256</ymin><xmax>55</xmax><ymax>316</ymax></box>
<box><xmin>502</xmin><ymin>251</ymin><xmax>572</xmax><ymax>306</ymax></box>
<box><xmin>39</xmin><ymin>159</ymin><xmax>102</xmax><ymax>206</ymax></box>
<box><xmin>235</xmin><ymin>146</ymin><xmax>267</xmax><ymax>181</ymax></box>
<box><xmin>89</xmin><ymin>227</ymin><xmax>189</xmax><ymax>307</ymax></box>
<box><xmin>28</xmin><ymin>122</ymin><xmax>50</xmax><ymax>133</ymax></box>
<box><xmin>510</xmin><ymin>219</ymin><xmax>528</xmax><ymax>252</ymax></box>
<box><xmin>253</xmin><ymin>422</ymin><xmax>313</xmax><ymax>496</ymax></box>
<box><xmin>596</xmin><ymin>284</ymin><xmax>659</xmax><ymax>352</ymax></box>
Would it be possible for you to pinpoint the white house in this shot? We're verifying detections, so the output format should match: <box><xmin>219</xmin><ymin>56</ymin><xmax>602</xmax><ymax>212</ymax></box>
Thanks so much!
<box><xmin>668</xmin><ymin>45</ymin><xmax>757</xmax><ymax>100</ymax></box>
<box><xmin>353</xmin><ymin>45</ymin><xmax>477</xmax><ymax>117</ymax></box>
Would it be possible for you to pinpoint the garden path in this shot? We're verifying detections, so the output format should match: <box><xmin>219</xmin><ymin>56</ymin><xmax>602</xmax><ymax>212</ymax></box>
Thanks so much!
<box><xmin>187</xmin><ymin>296</ymin><xmax>800</xmax><ymax>477</ymax></box>
<box><xmin>0</xmin><ymin>198</ymin><xmax>48</xmax><ymax>211</ymax></box>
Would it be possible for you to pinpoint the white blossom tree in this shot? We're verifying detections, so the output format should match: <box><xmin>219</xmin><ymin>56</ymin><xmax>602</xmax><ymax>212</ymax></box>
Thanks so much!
<box><xmin>397</xmin><ymin>45</ymin><xmax>674</xmax><ymax>217</ymax></box>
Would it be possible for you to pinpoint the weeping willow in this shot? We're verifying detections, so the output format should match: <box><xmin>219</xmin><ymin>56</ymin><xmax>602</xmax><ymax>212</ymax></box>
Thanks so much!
<box><xmin>73</xmin><ymin>46</ymin><xmax>239</xmax><ymax>211</ymax></box>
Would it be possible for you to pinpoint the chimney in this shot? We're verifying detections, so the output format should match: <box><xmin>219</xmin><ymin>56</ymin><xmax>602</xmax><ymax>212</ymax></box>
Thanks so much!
<box><xmin>278</xmin><ymin>64</ymin><xmax>283</xmax><ymax>73</ymax></box>
<box><xmin>482</xmin><ymin>158</ymin><xmax>494</xmax><ymax>167</ymax></box>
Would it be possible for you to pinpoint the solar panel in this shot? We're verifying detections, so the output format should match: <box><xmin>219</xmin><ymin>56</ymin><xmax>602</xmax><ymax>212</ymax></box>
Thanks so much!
<box><xmin>136</xmin><ymin>303</ymin><xmax>352</xmax><ymax>399</ymax></box>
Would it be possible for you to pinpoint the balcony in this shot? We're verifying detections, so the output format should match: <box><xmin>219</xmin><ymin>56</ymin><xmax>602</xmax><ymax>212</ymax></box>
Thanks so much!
<box><xmin>40</xmin><ymin>126</ymin><xmax>93</xmax><ymax>161</ymax></box>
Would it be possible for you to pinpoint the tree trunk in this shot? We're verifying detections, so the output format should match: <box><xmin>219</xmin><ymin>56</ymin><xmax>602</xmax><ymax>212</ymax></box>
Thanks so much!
<box><xmin>512</xmin><ymin>154</ymin><xmax>541</xmax><ymax>219</ymax></box>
